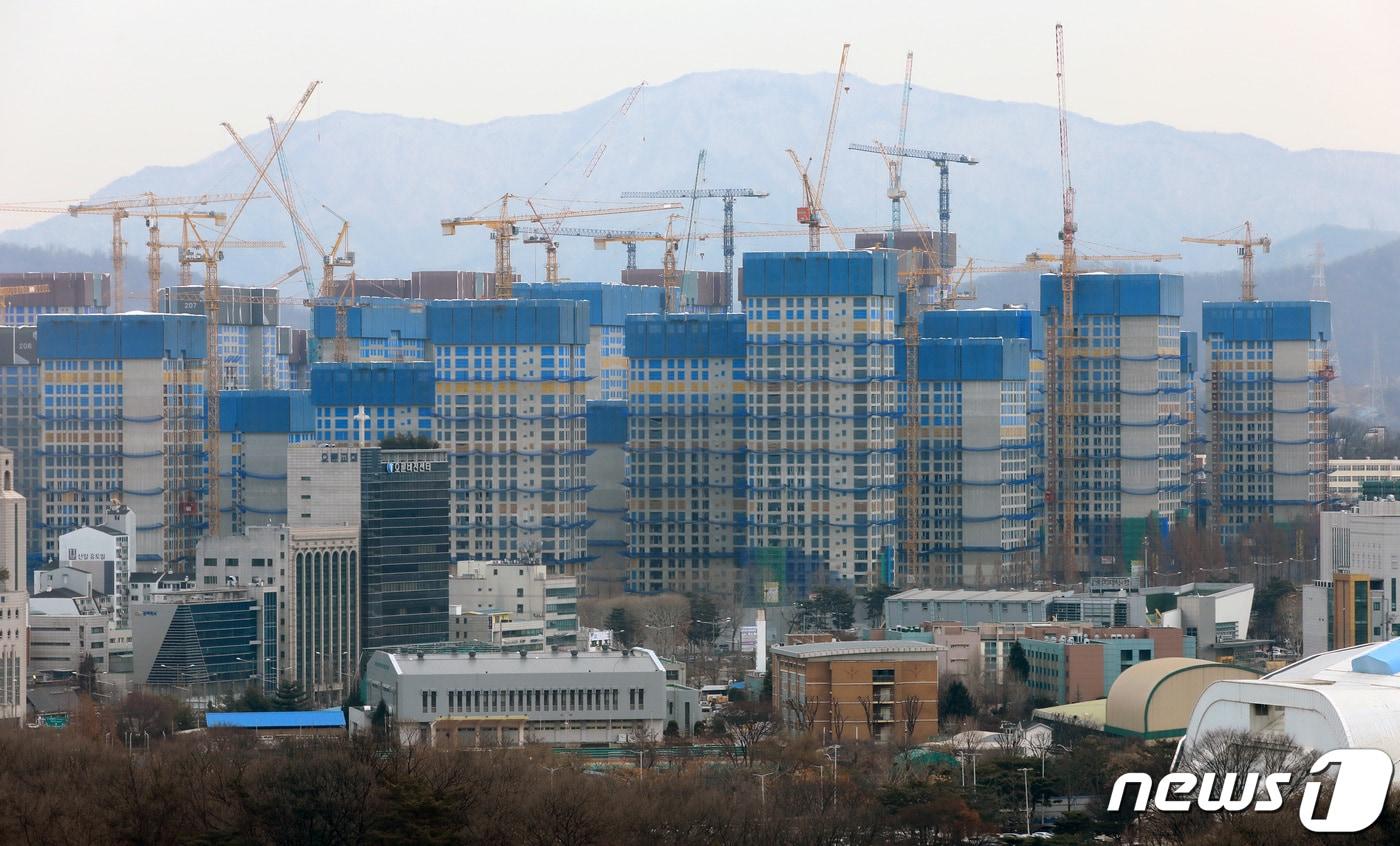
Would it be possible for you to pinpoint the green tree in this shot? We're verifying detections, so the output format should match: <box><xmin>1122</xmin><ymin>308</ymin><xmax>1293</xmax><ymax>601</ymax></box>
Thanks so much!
<box><xmin>214</xmin><ymin>683</ymin><xmax>273</xmax><ymax>712</ymax></box>
<box><xmin>688</xmin><ymin>594</ymin><xmax>719</xmax><ymax>645</ymax></box>
<box><xmin>379</xmin><ymin>432</ymin><xmax>439</xmax><ymax>450</ymax></box>
<box><xmin>862</xmin><ymin>585</ymin><xmax>898</xmax><ymax>627</ymax></box>
<box><xmin>605</xmin><ymin>606</ymin><xmax>634</xmax><ymax>647</ymax></box>
<box><xmin>797</xmin><ymin>586</ymin><xmax>855</xmax><ymax>631</ymax></box>
<box><xmin>939</xmin><ymin>680</ymin><xmax>976</xmax><ymax>727</ymax></box>
<box><xmin>1008</xmin><ymin>641</ymin><xmax>1030</xmax><ymax>682</ymax></box>
<box><xmin>270</xmin><ymin>680</ymin><xmax>312</xmax><ymax>711</ymax></box>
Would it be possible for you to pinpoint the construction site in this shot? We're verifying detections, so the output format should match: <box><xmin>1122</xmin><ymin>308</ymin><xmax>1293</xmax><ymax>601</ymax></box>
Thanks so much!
<box><xmin>0</xmin><ymin>31</ymin><xmax>1333</xmax><ymax>607</ymax></box>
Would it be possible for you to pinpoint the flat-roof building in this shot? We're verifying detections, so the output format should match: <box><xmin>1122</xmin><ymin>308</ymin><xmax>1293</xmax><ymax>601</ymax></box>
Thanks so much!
<box><xmin>770</xmin><ymin>640</ymin><xmax>942</xmax><ymax>744</ymax></box>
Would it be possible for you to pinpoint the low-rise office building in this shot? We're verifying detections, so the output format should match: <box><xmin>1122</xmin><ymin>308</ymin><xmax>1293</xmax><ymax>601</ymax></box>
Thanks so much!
<box><xmin>449</xmin><ymin>609</ymin><xmax>545</xmax><ymax>651</ymax></box>
<box><xmin>355</xmin><ymin>646</ymin><xmax>698</xmax><ymax>746</ymax></box>
<box><xmin>770</xmin><ymin>640</ymin><xmax>942</xmax><ymax>744</ymax></box>
<box><xmin>885</xmin><ymin>588</ymin><xmax>1147</xmax><ymax>630</ymax></box>
<box><xmin>448</xmin><ymin>560</ymin><xmax>579</xmax><ymax>647</ymax></box>
<box><xmin>28</xmin><ymin>589</ymin><xmax>119</xmax><ymax>676</ymax></box>
<box><xmin>1019</xmin><ymin>626</ymin><xmax>1194</xmax><ymax>705</ymax></box>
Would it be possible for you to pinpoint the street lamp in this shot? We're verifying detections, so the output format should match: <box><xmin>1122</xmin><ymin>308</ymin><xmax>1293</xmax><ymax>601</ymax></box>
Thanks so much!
<box><xmin>755</xmin><ymin>769</ymin><xmax>778</xmax><ymax>808</ymax></box>
<box><xmin>823</xmin><ymin>744</ymin><xmax>841</xmax><ymax>807</ymax></box>
<box><xmin>1019</xmin><ymin>767</ymin><xmax>1032</xmax><ymax>835</ymax></box>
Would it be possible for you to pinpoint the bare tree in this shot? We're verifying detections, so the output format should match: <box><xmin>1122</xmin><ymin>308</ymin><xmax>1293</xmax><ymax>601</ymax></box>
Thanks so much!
<box><xmin>785</xmin><ymin>696</ymin><xmax>819</xmax><ymax>733</ymax></box>
<box><xmin>827</xmin><ymin>698</ymin><xmax>848</xmax><ymax>745</ymax></box>
<box><xmin>856</xmin><ymin>696</ymin><xmax>877</xmax><ymax>743</ymax></box>
<box><xmin>718</xmin><ymin>701</ymin><xmax>774</xmax><ymax>767</ymax></box>
<box><xmin>900</xmin><ymin>695</ymin><xmax>924</xmax><ymax>747</ymax></box>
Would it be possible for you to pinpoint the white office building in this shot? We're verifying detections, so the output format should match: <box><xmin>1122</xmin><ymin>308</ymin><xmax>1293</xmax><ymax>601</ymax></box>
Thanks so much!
<box><xmin>354</xmin><ymin>646</ymin><xmax>700</xmax><ymax>746</ymax></box>
<box><xmin>449</xmin><ymin>560</ymin><xmax>579</xmax><ymax>647</ymax></box>
<box><xmin>0</xmin><ymin>447</ymin><xmax>27</xmax><ymax>723</ymax></box>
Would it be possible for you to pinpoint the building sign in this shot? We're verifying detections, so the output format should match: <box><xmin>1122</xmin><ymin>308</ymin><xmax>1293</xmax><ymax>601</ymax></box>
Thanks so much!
<box><xmin>320</xmin><ymin>451</ymin><xmax>359</xmax><ymax>463</ymax></box>
<box><xmin>383</xmin><ymin>461</ymin><xmax>433</xmax><ymax>473</ymax></box>
<box><xmin>762</xmin><ymin>581</ymin><xmax>781</xmax><ymax>605</ymax></box>
<box><xmin>1088</xmin><ymin>576</ymin><xmax>1134</xmax><ymax>592</ymax></box>
<box><xmin>739</xmin><ymin>626</ymin><xmax>758</xmax><ymax>653</ymax></box>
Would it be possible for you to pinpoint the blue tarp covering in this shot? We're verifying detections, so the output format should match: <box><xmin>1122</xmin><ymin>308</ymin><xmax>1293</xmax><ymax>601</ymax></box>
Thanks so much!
<box><xmin>310</xmin><ymin>362</ymin><xmax>435</xmax><ymax>406</ymax></box>
<box><xmin>1202</xmin><ymin>300</ymin><xmax>1331</xmax><ymax>342</ymax></box>
<box><xmin>741</xmin><ymin>251</ymin><xmax>899</xmax><ymax>299</ymax></box>
<box><xmin>220</xmin><ymin>390</ymin><xmax>314</xmax><ymax>434</ymax></box>
<box><xmin>427</xmin><ymin>299</ymin><xmax>590</xmax><ymax>345</ymax></box>
<box><xmin>1180</xmin><ymin>330</ymin><xmax>1198</xmax><ymax>374</ymax></box>
<box><xmin>921</xmin><ymin>308</ymin><xmax>1045</xmax><ymax>353</ymax></box>
<box><xmin>586</xmin><ymin>401</ymin><xmax>628</xmax><ymax>444</ymax></box>
<box><xmin>313</xmin><ymin>298</ymin><xmax>430</xmax><ymax>341</ymax></box>
<box><xmin>37</xmin><ymin>313</ymin><xmax>206</xmax><ymax>360</ymax></box>
<box><xmin>206</xmin><ymin>709</ymin><xmax>346</xmax><ymax>729</ymax></box>
<box><xmin>918</xmin><ymin>337</ymin><xmax>1031</xmax><ymax>382</ymax></box>
<box><xmin>624</xmin><ymin>313</ymin><xmax>746</xmax><ymax>358</ymax></box>
<box><xmin>1039</xmin><ymin>273</ymin><xmax>1184</xmax><ymax>318</ymax></box>
<box><xmin>514</xmin><ymin>281</ymin><xmax>663</xmax><ymax>326</ymax></box>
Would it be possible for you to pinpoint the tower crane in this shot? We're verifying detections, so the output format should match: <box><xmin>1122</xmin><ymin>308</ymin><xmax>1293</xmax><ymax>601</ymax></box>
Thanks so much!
<box><xmin>440</xmin><ymin>196</ymin><xmax>682</xmax><ymax>299</ymax></box>
<box><xmin>0</xmin><ymin>193</ymin><xmax>250</xmax><ymax>312</ymax></box>
<box><xmin>507</xmin><ymin>226</ymin><xmax>661</xmax><ymax>272</ymax></box>
<box><xmin>849</xmin><ymin>142</ymin><xmax>977</xmax><ymax>274</ymax></box>
<box><xmin>788</xmin><ymin>43</ymin><xmax>851</xmax><ymax>251</ymax></box>
<box><xmin>1181</xmin><ymin>221</ymin><xmax>1271</xmax><ymax>302</ymax></box>
<box><xmin>222</xmin><ymin>119</ymin><xmax>357</xmax><ymax>361</ymax></box>
<box><xmin>0</xmin><ymin>282</ymin><xmax>51</xmax><ymax>320</ymax></box>
<box><xmin>185</xmin><ymin>81</ymin><xmax>318</xmax><ymax>534</ymax></box>
<box><xmin>619</xmin><ymin>186</ymin><xmax>768</xmax><ymax>314</ymax></box>
<box><xmin>888</xmin><ymin>52</ymin><xmax>915</xmax><ymax>235</ymax></box>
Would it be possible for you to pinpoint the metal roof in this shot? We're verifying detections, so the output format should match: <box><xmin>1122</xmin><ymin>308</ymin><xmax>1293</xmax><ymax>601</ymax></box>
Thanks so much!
<box><xmin>770</xmin><ymin>640</ymin><xmax>945</xmax><ymax>660</ymax></box>
<box><xmin>205</xmin><ymin>709</ymin><xmax>346</xmax><ymax>730</ymax></box>
<box><xmin>376</xmin><ymin>646</ymin><xmax>666</xmax><ymax>675</ymax></box>
<box><xmin>888</xmin><ymin>588</ymin><xmax>1066</xmax><ymax>603</ymax></box>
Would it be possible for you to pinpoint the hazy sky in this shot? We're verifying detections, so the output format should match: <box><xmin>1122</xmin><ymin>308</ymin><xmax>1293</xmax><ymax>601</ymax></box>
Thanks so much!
<box><xmin>2</xmin><ymin>0</ymin><xmax>1396</xmax><ymax>221</ymax></box>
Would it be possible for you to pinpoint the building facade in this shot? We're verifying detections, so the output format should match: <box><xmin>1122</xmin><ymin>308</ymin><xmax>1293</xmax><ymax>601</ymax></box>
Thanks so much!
<box><xmin>624</xmin><ymin>313</ymin><xmax>746</xmax><ymax>597</ymax></box>
<box><xmin>1018</xmin><ymin>626</ymin><xmax>1193</xmax><ymax>705</ymax></box>
<box><xmin>1040</xmin><ymin>273</ymin><xmax>1186</xmax><ymax>576</ymax></box>
<box><xmin>0</xmin><ymin>448</ymin><xmax>27</xmax><ymax>722</ymax></box>
<box><xmin>0</xmin><ymin>326</ymin><xmax>41</xmax><ymax>571</ymax></box>
<box><xmin>356</xmin><ymin>646</ymin><xmax>693</xmax><ymax>745</ymax></box>
<box><xmin>912</xmin><ymin>337</ymin><xmax>1035</xmax><ymax>588</ymax></box>
<box><xmin>583</xmin><ymin>401</ymin><xmax>628</xmax><ymax>597</ymax></box>
<box><xmin>360</xmin><ymin>447</ymin><xmax>451</xmax><ymax>648</ymax></box>
<box><xmin>130</xmin><ymin>586</ymin><xmax>261</xmax><ymax>697</ymax></box>
<box><xmin>770</xmin><ymin>640</ymin><xmax>941</xmax><ymax>744</ymax></box>
<box><xmin>1203</xmin><ymin>301</ymin><xmax>1332</xmax><ymax>536</ymax></box>
<box><xmin>159</xmin><ymin>286</ymin><xmax>294</xmax><ymax>391</ymax></box>
<box><xmin>448</xmin><ymin>559</ymin><xmax>579</xmax><ymax>647</ymax></box>
<box><xmin>216</xmin><ymin>390</ymin><xmax>313</xmax><ymax>536</ymax></box>
<box><xmin>428</xmin><ymin>299</ymin><xmax>591</xmax><ymax>569</ymax></box>
<box><xmin>514</xmin><ymin>282</ymin><xmax>663</xmax><ymax>402</ymax></box>
<box><xmin>37</xmin><ymin>314</ymin><xmax>207</xmax><ymax>571</ymax></box>
<box><xmin>310</xmin><ymin>362</ymin><xmax>435</xmax><ymax>445</ymax></box>
<box><xmin>884</xmin><ymin>587</ymin><xmax>1148</xmax><ymax>629</ymax></box>
<box><xmin>743</xmin><ymin>252</ymin><xmax>899</xmax><ymax>593</ymax></box>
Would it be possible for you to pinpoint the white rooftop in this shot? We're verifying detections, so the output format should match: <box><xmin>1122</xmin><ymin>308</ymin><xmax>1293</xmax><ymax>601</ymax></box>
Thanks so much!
<box><xmin>375</xmin><ymin>646</ymin><xmax>665</xmax><ymax>676</ymax></box>
<box><xmin>889</xmin><ymin>588</ymin><xmax>1067</xmax><ymax>603</ymax></box>
<box><xmin>770</xmin><ymin>640</ymin><xmax>945</xmax><ymax>660</ymax></box>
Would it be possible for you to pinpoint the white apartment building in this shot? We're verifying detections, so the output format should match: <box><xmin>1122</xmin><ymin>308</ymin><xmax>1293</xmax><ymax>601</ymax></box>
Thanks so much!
<box><xmin>0</xmin><ymin>448</ymin><xmax>27</xmax><ymax>723</ymax></box>
<box><xmin>1328</xmin><ymin>458</ymin><xmax>1400</xmax><ymax>505</ymax></box>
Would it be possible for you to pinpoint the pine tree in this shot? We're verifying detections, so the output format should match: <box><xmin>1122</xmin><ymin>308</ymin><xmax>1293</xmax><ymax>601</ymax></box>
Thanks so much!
<box><xmin>270</xmin><ymin>680</ymin><xmax>312</xmax><ymax>711</ymax></box>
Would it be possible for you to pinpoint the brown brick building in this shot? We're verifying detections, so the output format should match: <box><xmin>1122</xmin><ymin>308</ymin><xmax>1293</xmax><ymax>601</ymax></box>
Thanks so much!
<box><xmin>770</xmin><ymin>640</ymin><xmax>942</xmax><ymax>744</ymax></box>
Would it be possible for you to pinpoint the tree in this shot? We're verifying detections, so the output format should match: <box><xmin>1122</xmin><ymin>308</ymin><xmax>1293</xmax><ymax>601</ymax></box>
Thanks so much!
<box><xmin>270</xmin><ymin>680</ymin><xmax>312</xmax><ymax>711</ymax></box>
<box><xmin>785</xmin><ymin>697</ymin><xmax>820</xmax><ymax>733</ymax></box>
<box><xmin>215</xmin><ymin>684</ymin><xmax>273</xmax><ymax>712</ymax></box>
<box><xmin>688</xmin><ymin>594</ymin><xmax>720</xmax><ymax>646</ymax></box>
<box><xmin>715</xmin><ymin>700</ymin><xmax>774</xmax><ymax>767</ymax></box>
<box><xmin>1007</xmin><ymin>641</ymin><xmax>1030</xmax><ymax>683</ymax></box>
<box><xmin>1253</xmin><ymin>577</ymin><xmax>1297</xmax><ymax>642</ymax></box>
<box><xmin>939</xmin><ymin>680</ymin><xmax>975</xmax><ymax>728</ymax></box>
<box><xmin>379</xmin><ymin>432</ymin><xmax>439</xmax><ymax>450</ymax></box>
<box><xmin>900</xmin><ymin>695</ymin><xmax>925</xmax><ymax>746</ymax></box>
<box><xmin>76</xmin><ymin>653</ymin><xmax>97</xmax><ymax>695</ymax></box>
<box><xmin>862</xmin><ymin>585</ymin><xmax>898</xmax><ymax>628</ymax></box>
<box><xmin>797</xmin><ymin>587</ymin><xmax>855</xmax><ymax>631</ymax></box>
<box><xmin>605</xmin><ymin>606</ymin><xmax>634</xmax><ymax>647</ymax></box>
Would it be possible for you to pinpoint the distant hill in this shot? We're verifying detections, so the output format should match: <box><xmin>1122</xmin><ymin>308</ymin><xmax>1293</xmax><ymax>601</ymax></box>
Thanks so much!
<box><xmin>6</xmin><ymin>69</ymin><xmax>1400</xmax><ymax>291</ymax></box>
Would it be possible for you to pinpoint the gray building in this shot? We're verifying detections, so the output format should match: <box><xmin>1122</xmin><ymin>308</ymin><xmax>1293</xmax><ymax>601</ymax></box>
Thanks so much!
<box><xmin>131</xmin><ymin>586</ymin><xmax>263</xmax><ymax>703</ymax></box>
<box><xmin>355</xmin><ymin>646</ymin><xmax>699</xmax><ymax>746</ymax></box>
<box><xmin>884</xmin><ymin>588</ymin><xmax>1147</xmax><ymax>629</ymax></box>
<box><xmin>448</xmin><ymin>559</ymin><xmax>578</xmax><ymax>647</ymax></box>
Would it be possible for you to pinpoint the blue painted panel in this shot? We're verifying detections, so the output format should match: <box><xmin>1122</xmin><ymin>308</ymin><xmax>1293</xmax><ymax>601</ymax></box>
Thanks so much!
<box><xmin>623</xmin><ymin>313</ymin><xmax>746</xmax><ymax>359</ymax></box>
<box><xmin>310</xmin><ymin>362</ymin><xmax>435</xmax><ymax>407</ymax></box>
<box><xmin>586</xmin><ymin>401</ymin><xmax>628</xmax><ymax>444</ymax></box>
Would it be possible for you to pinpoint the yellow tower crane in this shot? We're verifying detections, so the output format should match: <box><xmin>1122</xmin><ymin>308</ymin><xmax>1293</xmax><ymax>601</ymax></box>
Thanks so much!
<box><xmin>183</xmin><ymin>81</ymin><xmax>317</xmax><ymax>534</ymax></box>
<box><xmin>1181</xmin><ymin>221</ymin><xmax>1271</xmax><ymax>302</ymax></box>
<box><xmin>0</xmin><ymin>193</ymin><xmax>251</xmax><ymax>312</ymax></box>
<box><xmin>221</xmin><ymin>121</ymin><xmax>357</xmax><ymax>361</ymax></box>
<box><xmin>786</xmin><ymin>43</ymin><xmax>852</xmax><ymax>251</ymax></box>
<box><xmin>440</xmin><ymin>196</ymin><xmax>682</xmax><ymax>299</ymax></box>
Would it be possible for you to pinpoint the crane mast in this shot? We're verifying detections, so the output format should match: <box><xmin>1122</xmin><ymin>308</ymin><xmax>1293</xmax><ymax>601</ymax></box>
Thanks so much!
<box><xmin>1045</xmin><ymin>23</ymin><xmax>1079</xmax><ymax>586</ymax></box>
